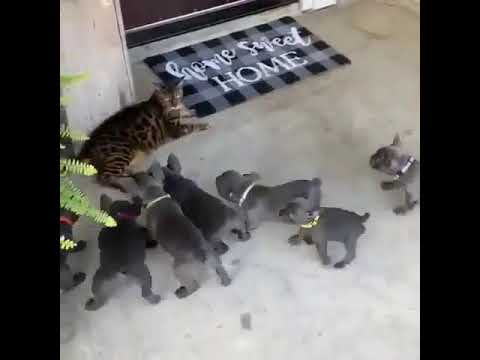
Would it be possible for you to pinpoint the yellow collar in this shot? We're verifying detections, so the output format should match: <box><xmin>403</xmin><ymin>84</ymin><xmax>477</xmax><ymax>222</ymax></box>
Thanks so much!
<box><xmin>300</xmin><ymin>215</ymin><xmax>320</xmax><ymax>229</ymax></box>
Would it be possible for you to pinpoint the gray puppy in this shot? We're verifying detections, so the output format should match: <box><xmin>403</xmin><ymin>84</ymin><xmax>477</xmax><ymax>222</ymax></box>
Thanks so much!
<box><xmin>215</xmin><ymin>170</ymin><xmax>321</xmax><ymax>230</ymax></box>
<box><xmin>280</xmin><ymin>203</ymin><xmax>369</xmax><ymax>268</ymax></box>
<box><xmin>370</xmin><ymin>134</ymin><xmax>420</xmax><ymax>215</ymax></box>
<box><xmin>162</xmin><ymin>154</ymin><xmax>250</xmax><ymax>255</ymax></box>
<box><xmin>133</xmin><ymin>162</ymin><xmax>231</xmax><ymax>299</ymax></box>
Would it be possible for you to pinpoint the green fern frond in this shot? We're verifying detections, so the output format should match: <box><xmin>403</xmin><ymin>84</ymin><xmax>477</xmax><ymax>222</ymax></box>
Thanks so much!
<box><xmin>84</xmin><ymin>208</ymin><xmax>117</xmax><ymax>227</ymax></box>
<box><xmin>59</xmin><ymin>72</ymin><xmax>117</xmax><ymax>233</ymax></box>
<box><xmin>60</xmin><ymin>236</ymin><xmax>77</xmax><ymax>251</ymax></box>
<box><xmin>60</xmin><ymin>126</ymin><xmax>89</xmax><ymax>142</ymax></box>
<box><xmin>60</xmin><ymin>178</ymin><xmax>116</xmax><ymax>227</ymax></box>
<box><xmin>60</xmin><ymin>73</ymin><xmax>89</xmax><ymax>90</ymax></box>
<box><xmin>60</xmin><ymin>159</ymin><xmax>97</xmax><ymax>176</ymax></box>
<box><xmin>60</xmin><ymin>95</ymin><xmax>69</xmax><ymax>106</ymax></box>
<box><xmin>60</xmin><ymin>178</ymin><xmax>89</xmax><ymax>207</ymax></box>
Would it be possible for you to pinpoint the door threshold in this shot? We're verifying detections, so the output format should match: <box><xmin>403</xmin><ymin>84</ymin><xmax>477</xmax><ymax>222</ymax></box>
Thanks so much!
<box><xmin>125</xmin><ymin>0</ymin><xmax>298</xmax><ymax>49</ymax></box>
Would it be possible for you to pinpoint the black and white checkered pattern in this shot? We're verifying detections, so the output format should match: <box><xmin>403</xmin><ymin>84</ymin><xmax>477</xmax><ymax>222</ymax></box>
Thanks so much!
<box><xmin>144</xmin><ymin>17</ymin><xmax>351</xmax><ymax>118</ymax></box>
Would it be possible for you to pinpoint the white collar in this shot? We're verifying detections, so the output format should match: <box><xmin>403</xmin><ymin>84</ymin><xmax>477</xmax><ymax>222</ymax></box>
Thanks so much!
<box><xmin>394</xmin><ymin>156</ymin><xmax>415</xmax><ymax>180</ymax></box>
<box><xmin>145</xmin><ymin>194</ymin><xmax>171</xmax><ymax>209</ymax></box>
<box><xmin>238</xmin><ymin>182</ymin><xmax>256</xmax><ymax>207</ymax></box>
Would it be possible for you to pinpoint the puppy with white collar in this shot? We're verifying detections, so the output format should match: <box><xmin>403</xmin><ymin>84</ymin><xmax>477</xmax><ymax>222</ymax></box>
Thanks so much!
<box><xmin>215</xmin><ymin>170</ymin><xmax>321</xmax><ymax>230</ymax></box>
<box><xmin>133</xmin><ymin>161</ymin><xmax>232</xmax><ymax>299</ymax></box>
<box><xmin>370</xmin><ymin>134</ymin><xmax>420</xmax><ymax>215</ymax></box>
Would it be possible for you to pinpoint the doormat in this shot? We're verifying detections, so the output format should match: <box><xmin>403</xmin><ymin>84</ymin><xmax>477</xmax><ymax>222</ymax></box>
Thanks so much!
<box><xmin>144</xmin><ymin>16</ymin><xmax>351</xmax><ymax>118</ymax></box>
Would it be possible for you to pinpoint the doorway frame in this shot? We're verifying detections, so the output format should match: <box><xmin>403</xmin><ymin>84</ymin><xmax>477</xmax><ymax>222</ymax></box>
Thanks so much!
<box><xmin>300</xmin><ymin>0</ymin><xmax>337</xmax><ymax>11</ymax></box>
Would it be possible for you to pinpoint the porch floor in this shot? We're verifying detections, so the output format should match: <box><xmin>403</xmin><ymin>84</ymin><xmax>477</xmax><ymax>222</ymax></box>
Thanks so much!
<box><xmin>61</xmin><ymin>1</ymin><xmax>419</xmax><ymax>359</ymax></box>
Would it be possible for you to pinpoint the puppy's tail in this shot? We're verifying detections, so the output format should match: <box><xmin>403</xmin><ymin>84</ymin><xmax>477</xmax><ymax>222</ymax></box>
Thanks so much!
<box><xmin>360</xmin><ymin>212</ymin><xmax>370</xmax><ymax>223</ymax></box>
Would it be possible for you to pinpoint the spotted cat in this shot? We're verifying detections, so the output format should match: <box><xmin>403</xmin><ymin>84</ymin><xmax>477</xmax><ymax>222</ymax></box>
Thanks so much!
<box><xmin>78</xmin><ymin>79</ymin><xmax>209</xmax><ymax>192</ymax></box>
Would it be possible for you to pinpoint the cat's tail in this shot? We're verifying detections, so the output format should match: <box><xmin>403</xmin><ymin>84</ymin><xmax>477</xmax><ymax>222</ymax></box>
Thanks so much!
<box><xmin>361</xmin><ymin>212</ymin><xmax>370</xmax><ymax>223</ymax></box>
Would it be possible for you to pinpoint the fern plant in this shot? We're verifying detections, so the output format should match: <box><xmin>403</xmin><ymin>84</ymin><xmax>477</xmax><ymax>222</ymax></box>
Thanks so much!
<box><xmin>60</xmin><ymin>73</ymin><xmax>116</xmax><ymax>249</ymax></box>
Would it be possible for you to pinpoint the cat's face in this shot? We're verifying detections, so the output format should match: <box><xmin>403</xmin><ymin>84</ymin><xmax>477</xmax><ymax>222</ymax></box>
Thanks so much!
<box><xmin>152</xmin><ymin>79</ymin><xmax>190</xmax><ymax>121</ymax></box>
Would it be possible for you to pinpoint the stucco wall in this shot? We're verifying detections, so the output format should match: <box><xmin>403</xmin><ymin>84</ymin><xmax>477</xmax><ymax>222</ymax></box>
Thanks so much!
<box><xmin>60</xmin><ymin>0</ymin><xmax>134</xmax><ymax>134</ymax></box>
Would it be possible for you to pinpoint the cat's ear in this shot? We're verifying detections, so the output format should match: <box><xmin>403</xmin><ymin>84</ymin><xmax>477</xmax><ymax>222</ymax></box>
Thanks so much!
<box><xmin>100</xmin><ymin>194</ymin><xmax>113</xmax><ymax>212</ymax></box>
<box><xmin>161</xmin><ymin>75</ymin><xmax>184</xmax><ymax>90</ymax></box>
<box><xmin>153</xmin><ymin>82</ymin><xmax>166</xmax><ymax>91</ymax></box>
<box><xmin>170</xmin><ymin>76</ymin><xmax>185</xmax><ymax>88</ymax></box>
<box><xmin>392</xmin><ymin>133</ymin><xmax>401</xmax><ymax>147</ymax></box>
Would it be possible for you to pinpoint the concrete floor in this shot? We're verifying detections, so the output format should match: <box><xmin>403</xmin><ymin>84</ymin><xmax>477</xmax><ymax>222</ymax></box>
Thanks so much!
<box><xmin>61</xmin><ymin>1</ymin><xmax>419</xmax><ymax>359</ymax></box>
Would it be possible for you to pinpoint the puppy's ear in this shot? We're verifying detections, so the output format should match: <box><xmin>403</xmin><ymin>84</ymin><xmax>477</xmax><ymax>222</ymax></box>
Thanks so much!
<box><xmin>148</xmin><ymin>161</ymin><xmax>165</xmax><ymax>182</ymax></box>
<box><xmin>167</xmin><ymin>153</ymin><xmax>182</xmax><ymax>174</ymax></box>
<box><xmin>392</xmin><ymin>133</ymin><xmax>401</xmax><ymax>147</ymax></box>
<box><xmin>131</xmin><ymin>196</ymin><xmax>143</xmax><ymax>215</ymax></box>
<box><xmin>278</xmin><ymin>208</ymin><xmax>287</xmax><ymax>217</ymax></box>
<box><xmin>100</xmin><ymin>194</ymin><xmax>113</xmax><ymax>212</ymax></box>
<box><xmin>132</xmin><ymin>195</ymin><xmax>143</xmax><ymax>206</ymax></box>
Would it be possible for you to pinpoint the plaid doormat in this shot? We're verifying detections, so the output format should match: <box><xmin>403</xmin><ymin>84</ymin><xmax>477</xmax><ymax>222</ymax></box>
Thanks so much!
<box><xmin>144</xmin><ymin>16</ymin><xmax>351</xmax><ymax>118</ymax></box>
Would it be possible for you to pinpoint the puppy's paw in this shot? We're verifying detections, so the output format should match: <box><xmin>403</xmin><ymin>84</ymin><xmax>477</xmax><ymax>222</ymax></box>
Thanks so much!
<box><xmin>145</xmin><ymin>293</ymin><xmax>161</xmax><ymax>305</ymax></box>
<box><xmin>334</xmin><ymin>261</ymin><xmax>346</xmax><ymax>269</ymax></box>
<box><xmin>239</xmin><ymin>232</ymin><xmax>251</xmax><ymax>241</ymax></box>
<box><xmin>381</xmin><ymin>181</ymin><xmax>394</xmax><ymax>190</ymax></box>
<box><xmin>146</xmin><ymin>239</ymin><xmax>159</xmax><ymax>249</ymax></box>
<box><xmin>220</xmin><ymin>276</ymin><xmax>232</xmax><ymax>287</ymax></box>
<box><xmin>73</xmin><ymin>272</ymin><xmax>86</xmax><ymax>286</ymax></box>
<box><xmin>322</xmin><ymin>256</ymin><xmax>332</xmax><ymax>266</ymax></box>
<box><xmin>85</xmin><ymin>298</ymin><xmax>103</xmax><ymax>311</ymax></box>
<box><xmin>74</xmin><ymin>241</ymin><xmax>87</xmax><ymax>252</ymax></box>
<box><xmin>213</xmin><ymin>242</ymin><xmax>229</xmax><ymax>256</ymax></box>
<box><xmin>393</xmin><ymin>206</ymin><xmax>408</xmax><ymax>215</ymax></box>
<box><xmin>288</xmin><ymin>234</ymin><xmax>301</xmax><ymax>246</ymax></box>
<box><xmin>175</xmin><ymin>286</ymin><xmax>190</xmax><ymax>299</ymax></box>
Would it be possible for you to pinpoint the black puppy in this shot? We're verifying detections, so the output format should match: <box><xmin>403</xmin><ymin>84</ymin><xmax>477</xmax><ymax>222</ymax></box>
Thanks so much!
<box><xmin>280</xmin><ymin>203</ymin><xmax>369</xmax><ymax>269</ymax></box>
<box><xmin>161</xmin><ymin>154</ymin><xmax>250</xmax><ymax>255</ymax></box>
<box><xmin>215</xmin><ymin>170</ymin><xmax>321</xmax><ymax>230</ymax></box>
<box><xmin>85</xmin><ymin>195</ymin><xmax>161</xmax><ymax>311</ymax></box>
<box><xmin>60</xmin><ymin>209</ymin><xmax>86</xmax><ymax>292</ymax></box>
<box><xmin>133</xmin><ymin>163</ymin><xmax>231</xmax><ymax>298</ymax></box>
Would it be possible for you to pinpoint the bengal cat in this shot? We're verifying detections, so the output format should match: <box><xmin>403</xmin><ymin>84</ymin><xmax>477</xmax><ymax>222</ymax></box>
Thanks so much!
<box><xmin>78</xmin><ymin>79</ymin><xmax>209</xmax><ymax>193</ymax></box>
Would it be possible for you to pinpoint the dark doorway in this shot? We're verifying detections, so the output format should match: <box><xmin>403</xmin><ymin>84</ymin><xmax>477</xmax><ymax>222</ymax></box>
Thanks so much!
<box><xmin>121</xmin><ymin>0</ymin><xmax>298</xmax><ymax>48</ymax></box>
